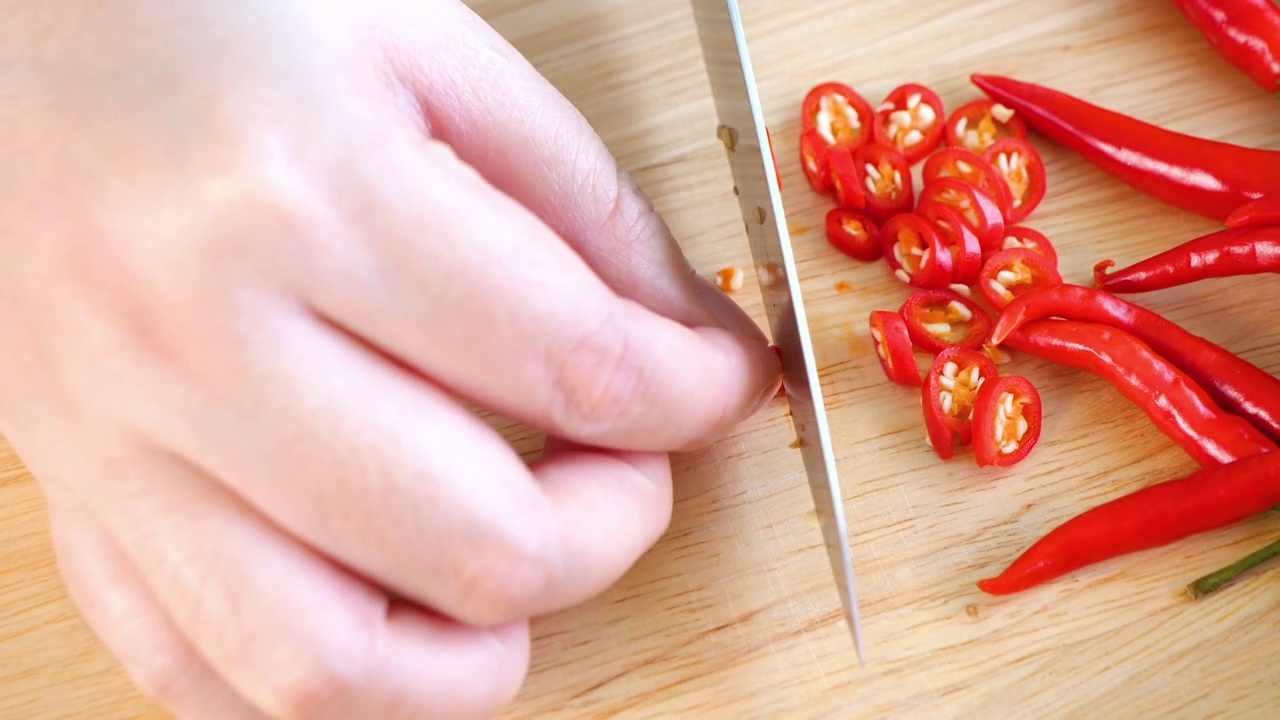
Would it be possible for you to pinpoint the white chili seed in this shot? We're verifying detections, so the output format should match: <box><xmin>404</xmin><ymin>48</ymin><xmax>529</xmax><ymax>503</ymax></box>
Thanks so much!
<box><xmin>894</xmin><ymin>268</ymin><xmax>911</xmax><ymax>283</ymax></box>
<box><xmin>903</xmin><ymin>129</ymin><xmax>924</xmax><ymax>146</ymax></box>
<box><xmin>939</xmin><ymin>375</ymin><xmax>957</xmax><ymax>391</ymax></box>
<box><xmin>907</xmin><ymin>93</ymin><xmax>922</xmax><ymax>109</ymax></box>
<box><xmin>947</xmin><ymin>301</ymin><xmax>973</xmax><ymax>321</ymax></box>
<box><xmin>942</xmin><ymin>361</ymin><xmax>959</xmax><ymax>378</ymax></box>
<box><xmin>923</xmin><ymin>322</ymin><xmax>952</xmax><ymax>336</ymax></box>
<box><xmin>939</xmin><ymin>390</ymin><xmax>954</xmax><ymax>414</ymax></box>
<box><xmin>991</xmin><ymin>103</ymin><xmax>1015</xmax><ymax>123</ymax></box>
<box><xmin>864</xmin><ymin>176</ymin><xmax>878</xmax><ymax>195</ymax></box>
<box><xmin>955</xmin><ymin>117</ymin><xmax>969</xmax><ymax>137</ymax></box>
<box><xmin>1000</xmin><ymin>440</ymin><xmax>1020</xmax><ymax>455</ymax></box>
<box><xmin>995</xmin><ymin>269</ymin><xmax>1020</xmax><ymax>285</ymax></box>
<box><xmin>890</xmin><ymin>110</ymin><xmax>913</xmax><ymax>128</ymax></box>
<box><xmin>918</xmin><ymin>103</ymin><xmax>937</xmax><ymax>125</ymax></box>
<box><xmin>864</xmin><ymin>163</ymin><xmax>883</xmax><ymax>181</ymax></box>
<box><xmin>1016</xmin><ymin>415</ymin><xmax>1029</xmax><ymax>441</ymax></box>
<box><xmin>956</xmin><ymin>160</ymin><xmax>973</xmax><ymax>174</ymax></box>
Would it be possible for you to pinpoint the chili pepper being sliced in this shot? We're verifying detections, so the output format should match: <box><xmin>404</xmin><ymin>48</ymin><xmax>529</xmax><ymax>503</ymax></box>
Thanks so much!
<box><xmin>1093</xmin><ymin>225</ymin><xmax>1280</xmax><ymax>293</ymax></box>
<box><xmin>978</xmin><ymin>451</ymin><xmax>1280</xmax><ymax>596</ymax></box>
<box><xmin>971</xmin><ymin>74</ymin><xmax>1280</xmax><ymax>223</ymax></box>
<box><xmin>1226</xmin><ymin>192</ymin><xmax>1280</xmax><ymax>228</ymax></box>
<box><xmin>853</xmin><ymin>143</ymin><xmax>914</xmax><ymax>224</ymax></box>
<box><xmin>1001</xmin><ymin>320</ymin><xmax>1277</xmax><ymax>468</ymax></box>
<box><xmin>999</xmin><ymin>226</ymin><xmax>1059</xmax><ymax>267</ymax></box>
<box><xmin>826</xmin><ymin>146</ymin><xmax>867</xmax><ymax>210</ymax></box>
<box><xmin>917</xmin><ymin>178</ymin><xmax>1006</xmax><ymax>254</ymax></box>
<box><xmin>918</xmin><ymin>204</ymin><xmax>983</xmax><ymax>286</ymax></box>
<box><xmin>900</xmin><ymin>289</ymin><xmax>993</xmax><ymax>354</ymax></box>
<box><xmin>991</xmin><ymin>283</ymin><xmax>1280</xmax><ymax>444</ymax></box>
<box><xmin>922</xmin><ymin>348</ymin><xmax>999</xmax><ymax>460</ymax></box>
<box><xmin>826</xmin><ymin>208</ymin><xmax>881</xmax><ymax>262</ymax></box>
<box><xmin>979</xmin><ymin>248</ymin><xmax>1062</xmax><ymax>309</ymax></box>
<box><xmin>1169</xmin><ymin>0</ymin><xmax>1280</xmax><ymax>94</ymax></box>
<box><xmin>799</xmin><ymin>127</ymin><xmax>833</xmax><ymax>194</ymax></box>
<box><xmin>944</xmin><ymin>99</ymin><xmax>1028</xmax><ymax>154</ymax></box>
<box><xmin>972</xmin><ymin>375</ymin><xmax>1041</xmax><ymax>468</ymax></box>
<box><xmin>872</xmin><ymin>83</ymin><xmax>945</xmax><ymax>165</ymax></box>
<box><xmin>801</xmin><ymin>82</ymin><xmax>875</xmax><ymax>151</ymax></box>
<box><xmin>983</xmin><ymin>138</ymin><xmax>1046</xmax><ymax>224</ymax></box>
<box><xmin>870</xmin><ymin>310</ymin><xmax>921</xmax><ymax>387</ymax></box>
<box><xmin>921</xmin><ymin>148</ymin><xmax>1016</xmax><ymax>219</ymax></box>
<box><xmin>882</xmin><ymin>214</ymin><xmax>953</xmax><ymax>288</ymax></box>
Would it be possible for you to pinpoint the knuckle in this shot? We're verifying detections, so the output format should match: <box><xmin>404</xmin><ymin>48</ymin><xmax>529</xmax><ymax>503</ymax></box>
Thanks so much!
<box><xmin>260</xmin><ymin>631</ymin><xmax>371</xmax><ymax>720</ymax></box>
<box><xmin>125</xmin><ymin>640</ymin><xmax>200</xmax><ymax>708</ymax></box>
<box><xmin>546</xmin><ymin>308</ymin><xmax>653</xmax><ymax>441</ymax></box>
<box><xmin>452</xmin><ymin>519</ymin><xmax>557</xmax><ymax>626</ymax></box>
<box><xmin>595</xmin><ymin>165</ymin><xmax>660</xmax><ymax>252</ymax></box>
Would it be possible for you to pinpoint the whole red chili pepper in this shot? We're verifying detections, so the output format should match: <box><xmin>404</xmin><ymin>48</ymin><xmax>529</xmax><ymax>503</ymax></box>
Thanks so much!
<box><xmin>1227</xmin><ymin>191</ymin><xmax>1280</xmax><ymax>228</ymax></box>
<box><xmin>978</xmin><ymin>450</ymin><xmax>1280</xmax><ymax>595</ymax></box>
<box><xmin>993</xmin><ymin>284</ymin><xmax>1280</xmax><ymax>444</ymax></box>
<box><xmin>1169</xmin><ymin>0</ymin><xmax>1280</xmax><ymax>93</ymax></box>
<box><xmin>1000</xmin><ymin>320</ymin><xmax>1277</xmax><ymax>467</ymax></box>
<box><xmin>970</xmin><ymin>74</ymin><xmax>1280</xmax><ymax>223</ymax></box>
<box><xmin>1094</xmin><ymin>225</ymin><xmax>1280</xmax><ymax>293</ymax></box>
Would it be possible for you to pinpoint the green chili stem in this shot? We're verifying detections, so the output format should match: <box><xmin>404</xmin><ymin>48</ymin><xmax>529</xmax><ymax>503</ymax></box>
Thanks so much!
<box><xmin>1187</xmin><ymin>537</ymin><xmax>1280</xmax><ymax>600</ymax></box>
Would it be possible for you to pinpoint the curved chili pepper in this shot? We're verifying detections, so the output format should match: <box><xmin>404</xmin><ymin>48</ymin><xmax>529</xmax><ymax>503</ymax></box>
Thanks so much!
<box><xmin>970</xmin><ymin>74</ymin><xmax>1280</xmax><ymax>223</ymax></box>
<box><xmin>1000</xmin><ymin>320</ymin><xmax>1276</xmax><ymax>467</ymax></box>
<box><xmin>1169</xmin><ymin>0</ymin><xmax>1280</xmax><ymax>93</ymax></box>
<box><xmin>1094</xmin><ymin>225</ymin><xmax>1280</xmax><ymax>293</ymax></box>
<box><xmin>978</xmin><ymin>451</ymin><xmax>1280</xmax><ymax>595</ymax></box>
<box><xmin>992</xmin><ymin>284</ymin><xmax>1280</xmax><ymax>444</ymax></box>
<box><xmin>1226</xmin><ymin>191</ymin><xmax>1280</xmax><ymax>228</ymax></box>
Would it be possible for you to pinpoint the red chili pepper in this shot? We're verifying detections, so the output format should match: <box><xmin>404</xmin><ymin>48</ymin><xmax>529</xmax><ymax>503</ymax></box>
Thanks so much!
<box><xmin>801</xmin><ymin>82</ymin><xmax>875</xmax><ymax>151</ymax></box>
<box><xmin>917</xmin><ymin>204</ymin><xmax>983</xmax><ymax>286</ymax></box>
<box><xmin>972</xmin><ymin>375</ymin><xmax>1041</xmax><ymax>468</ymax></box>
<box><xmin>983</xmin><ymin>137</ymin><xmax>1046</xmax><ymax>224</ymax></box>
<box><xmin>1226</xmin><ymin>191</ymin><xmax>1280</xmax><ymax>228</ymax></box>
<box><xmin>998</xmin><ymin>226</ymin><xmax>1058</xmax><ymax>267</ymax></box>
<box><xmin>971</xmin><ymin>74</ymin><xmax>1280</xmax><ymax>223</ymax></box>
<box><xmin>882</xmin><ymin>214</ymin><xmax>953</xmax><ymax>288</ymax></box>
<box><xmin>899</xmin><ymin>289</ymin><xmax>993</xmax><ymax>355</ymax></box>
<box><xmin>1169</xmin><ymin>0</ymin><xmax>1280</xmax><ymax>93</ymax></box>
<box><xmin>922</xmin><ymin>148</ymin><xmax>1016</xmax><ymax>220</ymax></box>
<box><xmin>870</xmin><ymin>310</ymin><xmax>921</xmax><ymax>387</ymax></box>
<box><xmin>991</xmin><ymin>283</ymin><xmax>1280</xmax><ymax>444</ymax></box>
<box><xmin>854</xmin><ymin>144</ymin><xmax>914</xmax><ymax>223</ymax></box>
<box><xmin>872</xmin><ymin>83</ymin><xmax>945</xmax><ymax>165</ymax></box>
<box><xmin>917</xmin><ymin>178</ymin><xmax>1006</xmax><ymax>254</ymax></box>
<box><xmin>977</xmin><ymin>451</ymin><xmax>1280</xmax><ymax>596</ymax></box>
<box><xmin>945</xmin><ymin>99</ymin><xmax>1029</xmax><ymax>154</ymax></box>
<box><xmin>826</xmin><ymin>147</ymin><xmax>867</xmax><ymax>210</ymax></box>
<box><xmin>826</xmin><ymin>208</ymin><xmax>881</xmax><ymax>262</ymax></box>
<box><xmin>978</xmin><ymin>248</ymin><xmax>1063</xmax><ymax>309</ymax></box>
<box><xmin>1000</xmin><ymin>320</ymin><xmax>1277</xmax><ymax>467</ymax></box>
<box><xmin>922</xmin><ymin>347</ymin><xmax>999</xmax><ymax>460</ymax></box>
<box><xmin>1094</xmin><ymin>225</ymin><xmax>1280</xmax><ymax>293</ymax></box>
<box><xmin>799</xmin><ymin>127</ymin><xmax>832</xmax><ymax>193</ymax></box>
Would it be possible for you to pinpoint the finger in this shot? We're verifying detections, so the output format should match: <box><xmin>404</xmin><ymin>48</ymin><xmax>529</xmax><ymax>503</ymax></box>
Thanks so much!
<box><xmin>381</xmin><ymin>1</ymin><xmax>765</xmax><ymax>342</ymax></box>
<box><xmin>300</xmin><ymin>138</ymin><xmax>779</xmax><ymax>452</ymax></box>
<box><xmin>44</xmin><ymin>491</ymin><xmax>265</xmax><ymax>720</ymax></box>
<box><xmin>86</xmin><ymin>451</ymin><xmax>532</xmax><ymax>720</ymax></box>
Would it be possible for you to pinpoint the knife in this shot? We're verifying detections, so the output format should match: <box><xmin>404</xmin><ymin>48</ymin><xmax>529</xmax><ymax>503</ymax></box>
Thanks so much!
<box><xmin>690</xmin><ymin>0</ymin><xmax>865</xmax><ymax>663</ymax></box>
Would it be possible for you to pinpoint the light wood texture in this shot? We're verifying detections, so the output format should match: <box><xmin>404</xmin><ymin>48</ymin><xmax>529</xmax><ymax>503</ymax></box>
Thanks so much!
<box><xmin>5</xmin><ymin>0</ymin><xmax>1280</xmax><ymax>717</ymax></box>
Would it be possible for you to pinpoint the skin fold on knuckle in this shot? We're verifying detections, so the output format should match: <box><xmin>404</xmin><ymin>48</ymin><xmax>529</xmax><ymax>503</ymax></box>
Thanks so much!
<box><xmin>257</xmin><ymin>631</ymin><xmax>373</xmax><ymax>720</ymax></box>
<box><xmin>448</xmin><ymin>513</ymin><xmax>557</xmax><ymax>627</ymax></box>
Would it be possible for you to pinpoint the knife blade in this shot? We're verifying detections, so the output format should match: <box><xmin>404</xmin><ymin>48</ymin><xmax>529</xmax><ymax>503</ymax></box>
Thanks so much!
<box><xmin>690</xmin><ymin>0</ymin><xmax>865</xmax><ymax>663</ymax></box>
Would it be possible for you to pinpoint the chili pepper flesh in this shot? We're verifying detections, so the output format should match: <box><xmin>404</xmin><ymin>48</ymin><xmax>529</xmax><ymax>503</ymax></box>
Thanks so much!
<box><xmin>1170</xmin><ymin>0</ymin><xmax>1280</xmax><ymax>93</ymax></box>
<box><xmin>870</xmin><ymin>310</ymin><xmax>921</xmax><ymax>387</ymax></box>
<box><xmin>973</xmin><ymin>375</ymin><xmax>1041</xmax><ymax>467</ymax></box>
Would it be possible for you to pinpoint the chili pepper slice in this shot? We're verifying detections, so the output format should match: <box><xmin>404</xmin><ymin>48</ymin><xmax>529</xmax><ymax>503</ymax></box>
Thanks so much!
<box><xmin>1226</xmin><ymin>191</ymin><xmax>1280</xmax><ymax>228</ymax></box>
<box><xmin>854</xmin><ymin>144</ymin><xmax>914</xmax><ymax>224</ymax></box>
<box><xmin>918</xmin><ymin>204</ymin><xmax>983</xmax><ymax>286</ymax></box>
<box><xmin>979</xmin><ymin>248</ymin><xmax>1063</xmax><ymax>309</ymax></box>
<box><xmin>882</xmin><ymin>214</ymin><xmax>953</xmax><ymax>288</ymax></box>
<box><xmin>944</xmin><ymin>99</ymin><xmax>1028</xmax><ymax>154</ymax></box>
<box><xmin>991</xmin><ymin>283</ymin><xmax>1280</xmax><ymax>444</ymax></box>
<box><xmin>870</xmin><ymin>310</ymin><xmax>921</xmax><ymax>387</ymax></box>
<box><xmin>972</xmin><ymin>375</ymin><xmax>1041</xmax><ymax>468</ymax></box>
<box><xmin>917</xmin><ymin>178</ymin><xmax>1006</xmax><ymax>254</ymax></box>
<box><xmin>826</xmin><ymin>208</ymin><xmax>881</xmax><ymax>262</ymax></box>
<box><xmin>971</xmin><ymin>74</ymin><xmax>1280</xmax><ymax>223</ymax></box>
<box><xmin>871</xmin><ymin>83</ymin><xmax>945</xmax><ymax>165</ymax></box>
<box><xmin>1001</xmin><ymin>319</ymin><xmax>1277</xmax><ymax>467</ymax></box>
<box><xmin>983</xmin><ymin>138</ymin><xmax>1046</xmax><ymax>224</ymax></box>
<box><xmin>1094</xmin><ymin>225</ymin><xmax>1280</xmax><ymax>293</ymax></box>
<box><xmin>799</xmin><ymin>127</ymin><xmax>833</xmax><ymax>194</ymax></box>
<box><xmin>1169</xmin><ymin>0</ymin><xmax>1280</xmax><ymax>94</ymax></box>
<box><xmin>999</xmin><ymin>226</ymin><xmax>1058</xmax><ymax>267</ymax></box>
<box><xmin>977</xmin><ymin>451</ymin><xmax>1280</xmax><ymax>596</ymax></box>
<box><xmin>921</xmin><ymin>148</ymin><xmax>1016</xmax><ymax>219</ymax></box>
<box><xmin>922</xmin><ymin>348</ymin><xmax>999</xmax><ymax>460</ymax></box>
<box><xmin>801</xmin><ymin>82</ymin><xmax>875</xmax><ymax>151</ymax></box>
<box><xmin>899</xmin><ymin>288</ymin><xmax>993</xmax><ymax>354</ymax></box>
<box><xmin>826</xmin><ymin>146</ymin><xmax>867</xmax><ymax>210</ymax></box>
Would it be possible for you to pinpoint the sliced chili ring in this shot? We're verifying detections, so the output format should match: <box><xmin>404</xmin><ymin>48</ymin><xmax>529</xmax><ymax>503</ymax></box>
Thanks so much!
<box><xmin>917</xmin><ymin>178</ymin><xmax>1006</xmax><ymax>254</ymax></box>
<box><xmin>882</xmin><ymin>214</ymin><xmax>953</xmax><ymax>288</ymax></box>
<box><xmin>999</xmin><ymin>226</ymin><xmax>1058</xmax><ymax>267</ymax></box>
<box><xmin>945</xmin><ymin>98</ymin><xmax>1028</xmax><ymax>154</ymax></box>
<box><xmin>918</xmin><ymin>204</ymin><xmax>982</xmax><ymax>286</ymax></box>
<box><xmin>801</xmin><ymin>82</ymin><xmax>875</xmax><ymax>151</ymax></box>
<box><xmin>826</xmin><ymin>208</ymin><xmax>881</xmax><ymax>262</ymax></box>
<box><xmin>972</xmin><ymin>375</ymin><xmax>1042</xmax><ymax>468</ymax></box>
<box><xmin>799</xmin><ymin>127</ymin><xmax>833</xmax><ymax>194</ymax></box>
<box><xmin>983</xmin><ymin>138</ymin><xmax>1046</xmax><ymax>224</ymax></box>
<box><xmin>978</xmin><ymin>248</ymin><xmax>1063</xmax><ymax>310</ymax></box>
<box><xmin>871</xmin><ymin>83</ymin><xmax>945</xmax><ymax>165</ymax></box>
<box><xmin>869</xmin><ymin>311</ymin><xmax>921</xmax><ymax>387</ymax></box>
<box><xmin>827</xmin><ymin>146</ymin><xmax>867</xmax><ymax>210</ymax></box>
<box><xmin>921</xmin><ymin>147</ymin><xmax>1016</xmax><ymax>220</ymax></box>
<box><xmin>899</xmin><ymin>288</ymin><xmax>993</xmax><ymax>354</ymax></box>
<box><xmin>922</xmin><ymin>347</ymin><xmax>1000</xmax><ymax>459</ymax></box>
<box><xmin>853</xmin><ymin>143</ymin><xmax>914</xmax><ymax>224</ymax></box>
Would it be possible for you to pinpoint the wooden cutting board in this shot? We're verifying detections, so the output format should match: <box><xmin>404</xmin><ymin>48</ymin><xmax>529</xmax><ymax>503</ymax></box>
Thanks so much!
<box><xmin>4</xmin><ymin>0</ymin><xmax>1280</xmax><ymax>716</ymax></box>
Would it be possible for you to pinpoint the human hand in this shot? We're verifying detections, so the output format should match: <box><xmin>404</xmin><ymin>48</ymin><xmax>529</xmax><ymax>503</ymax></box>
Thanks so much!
<box><xmin>0</xmin><ymin>2</ymin><xmax>778</xmax><ymax>718</ymax></box>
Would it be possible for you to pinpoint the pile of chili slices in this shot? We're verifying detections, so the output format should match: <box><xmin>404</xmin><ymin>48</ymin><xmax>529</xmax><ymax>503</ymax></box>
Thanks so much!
<box><xmin>797</xmin><ymin>81</ymin><xmax>1056</xmax><ymax>470</ymax></box>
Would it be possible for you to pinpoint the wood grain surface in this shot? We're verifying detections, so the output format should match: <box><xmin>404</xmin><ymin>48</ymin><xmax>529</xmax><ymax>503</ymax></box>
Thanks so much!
<box><xmin>5</xmin><ymin>0</ymin><xmax>1280</xmax><ymax>717</ymax></box>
